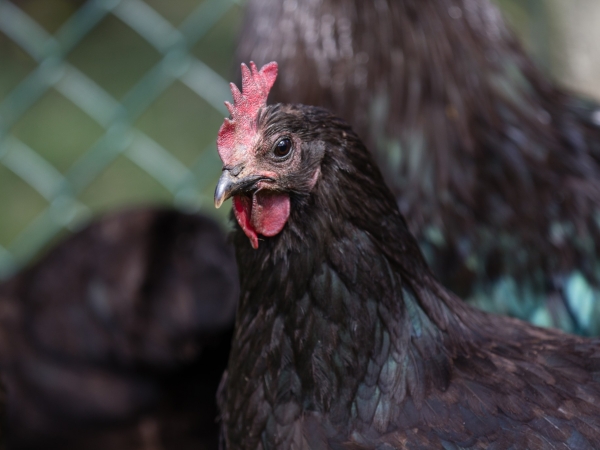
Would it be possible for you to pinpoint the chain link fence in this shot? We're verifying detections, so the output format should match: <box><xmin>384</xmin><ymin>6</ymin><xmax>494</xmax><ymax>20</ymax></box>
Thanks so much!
<box><xmin>1</xmin><ymin>0</ymin><xmax>597</xmax><ymax>281</ymax></box>
<box><xmin>0</xmin><ymin>0</ymin><xmax>242</xmax><ymax>279</ymax></box>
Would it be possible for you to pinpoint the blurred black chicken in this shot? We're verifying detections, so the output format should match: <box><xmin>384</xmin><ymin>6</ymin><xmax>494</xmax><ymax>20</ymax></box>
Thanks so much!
<box><xmin>214</xmin><ymin>61</ymin><xmax>600</xmax><ymax>449</ymax></box>
<box><xmin>238</xmin><ymin>0</ymin><xmax>600</xmax><ymax>336</ymax></box>
<box><xmin>0</xmin><ymin>208</ymin><xmax>238</xmax><ymax>449</ymax></box>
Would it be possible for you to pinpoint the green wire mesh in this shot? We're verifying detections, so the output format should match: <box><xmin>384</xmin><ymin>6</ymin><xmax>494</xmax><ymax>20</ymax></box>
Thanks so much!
<box><xmin>0</xmin><ymin>0</ymin><xmax>241</xmax><ymax>279</ymax></box>
<box><xmin>0</xmin><ymin>0</ymin><xmax>579</xmax><ymax>281</ymax></box>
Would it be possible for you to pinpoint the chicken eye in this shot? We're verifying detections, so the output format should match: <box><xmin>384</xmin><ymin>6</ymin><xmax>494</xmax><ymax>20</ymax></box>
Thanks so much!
<box><xmin>273</xmin><ymin>138</ymin><xmax>292</xmax><ymax>158</ymax></box>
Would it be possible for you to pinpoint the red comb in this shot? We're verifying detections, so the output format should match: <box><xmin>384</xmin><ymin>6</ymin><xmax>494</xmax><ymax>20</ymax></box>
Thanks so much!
<box><xmin>217</xmin><ymin>61</ymin><xmax>278</xmax><ymax>166</ymax></box>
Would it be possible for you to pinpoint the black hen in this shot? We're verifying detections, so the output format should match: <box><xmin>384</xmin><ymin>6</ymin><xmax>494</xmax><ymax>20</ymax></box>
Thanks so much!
<box><xmin>238</xmin><ymin>0</ymin><xmax>600</xmax><ymax>336</ymax></box>
<box><xmin>0</xmin><ymin>208</ymin><xmax>237</xmax><ymax>449</ymax></box>
<box><xmin>214</xmin><ymin>62</ymin><xmax>600</xmax><ymax>449</ymax></box>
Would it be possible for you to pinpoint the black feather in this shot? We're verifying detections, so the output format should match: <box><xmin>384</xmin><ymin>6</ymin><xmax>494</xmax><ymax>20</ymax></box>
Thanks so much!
<box><xmin>219</xmin><ymin>104</ymin><xmax>600</xmax><ymax>448</ymax></box>
<box><xmin>0</xmin><ymin>208</ymin><xmax>238</xmax><ymax>449</ymax></box>
<box><xmin>238</xmin><ymin>0</ymin><xmax>600</xmax><ymax>336</ymax></box>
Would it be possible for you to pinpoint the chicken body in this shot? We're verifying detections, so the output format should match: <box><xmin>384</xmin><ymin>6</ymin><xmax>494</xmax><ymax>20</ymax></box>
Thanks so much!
<box><xmin>238</xmin><ymin>0</ymin><xmax>600</xmax><ymax>336</ymax></box>
<box><xmin>214</xmin><ymin>69</ymin><xmax>600</xmax><ymax>447</ymax></box>
<box><xmin>0</xmin><ymin>208</ymin><xmax>237</xmax><ymax>449</ymax></box>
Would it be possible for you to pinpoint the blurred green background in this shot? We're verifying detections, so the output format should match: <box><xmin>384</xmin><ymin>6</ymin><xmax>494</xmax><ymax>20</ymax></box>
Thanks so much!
<box><xmin>0</xmin><ymin>0</ymin><xmax>599</xmax><ymax>280</ymax></box>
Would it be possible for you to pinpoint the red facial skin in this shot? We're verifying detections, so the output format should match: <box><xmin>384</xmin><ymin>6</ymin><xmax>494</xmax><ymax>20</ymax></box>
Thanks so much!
<box><xmin>217</xmin><ymin>62</ymin><xmax>323</xmax><ymax>248</ymax></box>
<box><xmin>217</xmin><ymin>62</ymin><xmax>294</xmax><ymax>249</ymax></box>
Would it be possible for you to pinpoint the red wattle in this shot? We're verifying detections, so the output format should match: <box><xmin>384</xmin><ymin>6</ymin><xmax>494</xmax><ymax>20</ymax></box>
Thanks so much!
<box><xmin>232</xmin><ymin>191</ymin><xmax>290</xmax><ymax>249</ymax></box>
<box><xmin>251</xmin><ymin>191</ymin><xmax>290</xmax><ymax>238</ymax></box>
<box><xmin>233</xmin><ymin>196</ymin><xmax>258</xmax><ymax>249</ymax></box>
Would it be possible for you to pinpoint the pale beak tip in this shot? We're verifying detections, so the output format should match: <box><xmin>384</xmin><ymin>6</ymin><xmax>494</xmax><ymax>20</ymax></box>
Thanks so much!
<box><xmin>214</xmin><ymin>170</ymin><xmax>234</xmax><ymax>209</ymax></box>
<box><xmin>214</xmin><ymin>189</ymin><xmax>225</xmax><ymax>209</ymax></box>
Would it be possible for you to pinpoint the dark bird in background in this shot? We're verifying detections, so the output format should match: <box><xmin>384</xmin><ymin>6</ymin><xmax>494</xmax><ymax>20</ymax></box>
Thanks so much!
<box><xmin>0</xmin><ymin>208</ymin><xmax>238</xmax><ymax>449</ymax></box>
<box><xmin>238</xmin><ymin>0</ymin><xmax>600</xmax><ymax>335</ymax></box>
<box><xmin>215</xmin><ymin>61</ymin><xmax>600</xmax><ymax>449</ymax></box>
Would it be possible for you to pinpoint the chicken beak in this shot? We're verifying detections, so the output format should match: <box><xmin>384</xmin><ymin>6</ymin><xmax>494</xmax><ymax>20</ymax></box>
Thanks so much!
<box><xmin>214</xmin><ymin>169</ymin><xmax>237</xmax><ymax>209</ymax></box>
<box><xmin>214</xmin><ymin>169</ymin><xmax>265</xmax><ymax>208</ymax></box>
<box><xmin>215</xmin><ymin>169</ymin><xmax>272</xmax><ymax>209</ymax></box>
